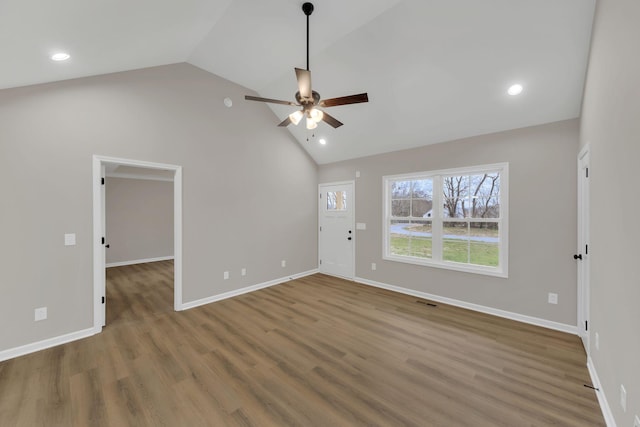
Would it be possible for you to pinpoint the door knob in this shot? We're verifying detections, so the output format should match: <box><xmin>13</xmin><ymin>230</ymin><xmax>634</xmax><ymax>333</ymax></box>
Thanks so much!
<box><xmin>573</xmin><ymin>254</ymin><xmax>582</xmax><ymax>260</ymax></box>
<box><xmin>347</xmin><ymin>237</ymin><xmax>352</xmax><ymax>241</ymax></box>
<box><xmin>105</xmin><ymin>244</ymin><xmax>110</xmax><ymax>248</ymax></box>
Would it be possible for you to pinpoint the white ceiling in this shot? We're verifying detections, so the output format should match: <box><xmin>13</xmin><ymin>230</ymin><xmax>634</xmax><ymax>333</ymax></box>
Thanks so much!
<box><xmin>0</xmin><ymin>0</ymin><xmax>596</xmax><ymax>164</ymax></box>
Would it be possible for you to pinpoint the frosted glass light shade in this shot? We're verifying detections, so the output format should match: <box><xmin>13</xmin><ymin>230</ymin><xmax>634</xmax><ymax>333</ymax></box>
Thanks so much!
<box><xmin>289</xmin><ymin>110</ymin><xmax>304</xmax><ymax>125</ymax></box>
<box><xmin>306</xmin><ymin>117</ymin><xmax>318</xmax><ymax>129</ymax></box>
<box><xmin>310</xmin><ymin>108</ymin><xmax>324</xmax><ymax>123</ymax></box>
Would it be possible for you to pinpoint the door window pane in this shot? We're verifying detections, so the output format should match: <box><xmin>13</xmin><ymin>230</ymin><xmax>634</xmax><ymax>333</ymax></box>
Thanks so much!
<box><xmin>327</xmin><ymin>191</ymin><xmax>347</xmax><ymax>211</ymax></box>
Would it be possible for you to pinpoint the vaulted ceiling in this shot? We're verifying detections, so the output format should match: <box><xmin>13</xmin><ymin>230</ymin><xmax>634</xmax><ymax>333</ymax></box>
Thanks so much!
<box><xmin>0</xmin><ymin>0</ymin><xmax>596</xmax><ymax>164</ymax></box>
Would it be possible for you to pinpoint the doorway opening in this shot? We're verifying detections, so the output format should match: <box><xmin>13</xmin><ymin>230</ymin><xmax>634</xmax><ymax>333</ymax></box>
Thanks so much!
<box><xmin>92</xmin><ymin>155</ymin><xmax>183</xmax><ymax>333</ymax></box>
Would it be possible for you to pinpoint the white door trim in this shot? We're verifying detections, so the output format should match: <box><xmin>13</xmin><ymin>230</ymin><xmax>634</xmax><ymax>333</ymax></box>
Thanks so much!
<box><xmin>577</xmin><ymin>145</ymin><xmax>590</xmax><ymax>353</ymax></box>
<box><xmin>92</xmin><ymin>155</ymin><xmax>183</xmax><ymax>334</ymax></box>
<box><xmin>318</xmin><ymin>180</ymin><xmax>356</xmax><ymax>280</ymax></box>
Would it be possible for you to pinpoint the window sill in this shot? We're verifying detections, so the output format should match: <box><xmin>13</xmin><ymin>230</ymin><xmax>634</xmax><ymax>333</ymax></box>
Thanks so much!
<box><xmin>382</xmin><ymin>254</ymin><xmax>508</xmax><ymax>278</ymax></box>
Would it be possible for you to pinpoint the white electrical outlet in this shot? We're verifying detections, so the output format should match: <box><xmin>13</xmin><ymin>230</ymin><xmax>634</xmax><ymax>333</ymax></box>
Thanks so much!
<box><xmin>595</xmin><ymin>332</ymin><xmax>599</xmax><ymax>350</ymax></box>
<box><xmin>223</xmin><ymin>271</ymin><xmax>229</xmax><ymax>280</ymax></box>
<box><xmin>241</xmin><ymin>268</ymin><xmax>246</xmax><ymax>276</ymax></box>
<box><xmin>34</xmin><ymin>307</ymin><xmax>47</xmax><ymax>321</ymax></box>
<box><xmin>281</xmin><ymin>260</ymin><xmax>286</xmax><ymax>268</ymax></box>
<box><xmin>371</xmin><ymin>262</ymin><xmax>377</xmax><ymax>270</ymax></box>
<box><xmin>633</xmin><ymin>415</ymin><xmax>639</xmax><ymax>427</ymax></box>
<box><xmin>64</xmin><ymin>233</ymin><xmax>76</xmax><ymax>246</ymax></box>
<box><xmin>548</xmin><ymin>293</ymin><xmax>558</xmax><ymax>304</ymax></box>
<box><xmin>620</xmin><ymin>384</ymin><xmax>627</xmax><ymax>412</ymax></box>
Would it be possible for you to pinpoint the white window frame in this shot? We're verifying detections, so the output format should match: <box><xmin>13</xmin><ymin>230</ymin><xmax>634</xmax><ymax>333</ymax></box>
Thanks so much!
<box><xmin>383</xmin><ymin>162</ymin><xmax>508</xmax><ymax>278</ymax></box>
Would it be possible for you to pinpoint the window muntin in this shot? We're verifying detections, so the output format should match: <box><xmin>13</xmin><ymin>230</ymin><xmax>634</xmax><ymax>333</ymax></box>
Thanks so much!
<box><xmin>384</xmin><ymin>163</ymin><xmax>508</xmax><ymax>277</ymax></box>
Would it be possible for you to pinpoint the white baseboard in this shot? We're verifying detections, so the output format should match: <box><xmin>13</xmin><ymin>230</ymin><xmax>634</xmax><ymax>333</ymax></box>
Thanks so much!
<box><xmin>354</xmin><ymin>276</ymin><xmax>578</xmax><ymax>335</ymax></box>
<box><xmin>180</xmin><ymin>269</ymin><xmax>320</xmax><ymax>311</ymax></box>
<box><xmin>587</xmin><ymin>356</ymin><xmax>617</xmax><ymax>427</ymax></box>
<box><xmin>0</xmin><ymin>269</ymin><xmax>318</xmax><ymax>363</ymax></box>
<box><xmin>106</xmin><ymin>256</ymin><xmax>174</xmax><ymax>268</ymax></box>
<box><xmin>0</xmin><ymin>327</ymin><xmax>95</xmax><ymax>363</ymax></box>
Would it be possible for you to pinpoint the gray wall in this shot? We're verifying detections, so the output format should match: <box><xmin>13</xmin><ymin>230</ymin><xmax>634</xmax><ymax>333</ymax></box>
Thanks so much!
<box><xmin>0</xmin><ymin>63</ymin><xmax>318</xmax><ymax>352</ymax></box>
<box><xmin>580</xmin><ymin>0</ymin><xmax>640</xmax><ymax>423</ymax></box>
<box><xmin>319</xmin><ymin>119</ymin><xmax>578</xmax><ymax>326</ymax></box>
<box><xmin>105</xmin><ymin>177</ymin><xmax>174</xmax><ymax>265</ymax></box>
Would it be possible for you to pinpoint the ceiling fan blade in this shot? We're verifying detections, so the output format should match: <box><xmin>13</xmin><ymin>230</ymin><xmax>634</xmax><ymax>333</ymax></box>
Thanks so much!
<box><xmin>278</xmin><ymin>116</ymin><xmax>292</xmax><ymax>127</ymax></box>
<box><xmin>319</xmin><ymin>93</ymin><xmax>369</xmax><ymax>108</ymax></box>
<box><xmin>321</xmin><ymin>110</ymin><xmax>344</xmax><ymax>128</ymax></box>
<box><xmin>295</xmin><ymin>68</ymin><xmax>312</xmax><ymax>100</ymax></box>
<box><xmin>245</xmin><ymin>95</ymin><xmax>297</xmax><ymax>106</ymax></box>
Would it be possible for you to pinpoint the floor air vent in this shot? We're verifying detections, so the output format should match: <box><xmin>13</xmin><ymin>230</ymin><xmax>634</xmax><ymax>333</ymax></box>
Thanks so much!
<box><xmin>416</xmin><ymin>300</ymin><xmax>437</xmax><ymax>307</ymax></box>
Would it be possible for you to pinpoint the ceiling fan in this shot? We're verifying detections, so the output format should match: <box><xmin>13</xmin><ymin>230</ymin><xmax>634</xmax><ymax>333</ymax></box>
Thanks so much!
<box><xmin>244</xmin><ymin>2</ymin><xmax>368</xmax><ymax>130</ymax></box>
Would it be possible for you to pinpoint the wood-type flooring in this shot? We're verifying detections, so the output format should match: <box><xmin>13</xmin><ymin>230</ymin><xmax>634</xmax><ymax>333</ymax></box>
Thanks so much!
<box><xmin>0</xmin><ymin>261</ymin><xmax>605</xmax><ymax>426</ymax></box>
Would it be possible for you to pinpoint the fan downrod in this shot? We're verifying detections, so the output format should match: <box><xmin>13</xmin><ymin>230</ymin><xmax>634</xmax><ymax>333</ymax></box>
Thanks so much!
<box><xmin>302</xmin><ymin>2</ymin><xmax>314</xmax><ymax>16</ymax></box>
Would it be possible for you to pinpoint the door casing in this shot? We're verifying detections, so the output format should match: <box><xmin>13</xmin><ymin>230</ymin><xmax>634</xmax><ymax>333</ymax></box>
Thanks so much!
<box><xmin>92</xmin><ymin>155</ymin><xmax>183</xmax><ymax>333</ymax></box>
<box><xmin>577</xmin><ymin>145</ymin><xmax>590</xmax><ymax>353</ymax></box>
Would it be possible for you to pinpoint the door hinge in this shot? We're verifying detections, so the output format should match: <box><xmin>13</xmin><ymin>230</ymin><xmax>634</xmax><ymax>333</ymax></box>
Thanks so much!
<box><xmin>319</xmin><ymin>226</ymin><xmax>322</xmax><ymax>232</ymax></box>
<box><xmin>101</xmin><ymin>237</ymin><xmax>105</xmax><ymax>244</ymax></box>
<box><xmin>319</xmin><ymin>193</ymin><xmax>322</xmax><ymax>199</ymax></box>
<box><xmin>585</xmin><ymin>320</ymin><xmax>588</xmax><ymax>331</ymax></box>
<box><xmin>585</xmin><ymin>244</ymin><xmax>588</xmax><ymax>255</ymax></box>
<box><xmin>101</xmin><ymin>177</ymin><xmax>105</xmax><ymax>185</ymax></box>
<box><xmin>319</xmin><ymin>259</ymin><xmax>322</xmax><ymax>265</ymax></box>
<box><xmin>585</xmin><ymin>167</ymin><xmax>589</xmax><ymax>178</ymax></box>
<box><xmin>102</xmin><ymin>296</ymin><xmax>105</xmax><ymax>304</ymax></box>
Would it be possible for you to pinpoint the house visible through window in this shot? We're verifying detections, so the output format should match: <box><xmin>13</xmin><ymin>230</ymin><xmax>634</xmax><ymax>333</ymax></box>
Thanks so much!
<box><xmin>383</xmin><ymin>163</ymin><xmax>508</xmax><ymax>277</ymax></box>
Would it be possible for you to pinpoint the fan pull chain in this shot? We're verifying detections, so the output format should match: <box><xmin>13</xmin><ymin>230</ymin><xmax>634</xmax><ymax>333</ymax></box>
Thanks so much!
<box><xmin>306</xmin><ymin>132</ymin><xmax>315</xmax><ymax>142</ymax></box>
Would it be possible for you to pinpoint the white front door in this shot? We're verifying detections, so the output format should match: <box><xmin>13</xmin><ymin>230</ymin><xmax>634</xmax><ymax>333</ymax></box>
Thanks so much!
<box><xmin>577</xmin><ymin>146</ymin><xmax>590</xmax><ymax>352</ymax></box>
<box><xmin>319</xmin><ymin>182</ymin><xmax>355</xmax><ymax>279</ymax></box>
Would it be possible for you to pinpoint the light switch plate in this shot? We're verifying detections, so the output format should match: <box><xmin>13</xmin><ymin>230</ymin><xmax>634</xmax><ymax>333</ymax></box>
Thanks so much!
<box><xmin>223</xmin><ymin>271</ymin><xmax>229</xmax><ymax>280</ymax></box>
<box><xmin>548</xmin><ymin>293</ymin><xmax>558</xmax><ymax>304</ymax></box>
<box><xmin>64</xmin><ymin>233</ymin><xmax>76</xmax><ymax>246</ymax></box>
<box><xmin>35</xmin><ymin>307</ymin><xmax>47</xmax><ymax>321</ymax></box>
<box><xmin>356</xmin><ymin>223</ymin><xmax>366</xmax><ymax>230</ymax></box>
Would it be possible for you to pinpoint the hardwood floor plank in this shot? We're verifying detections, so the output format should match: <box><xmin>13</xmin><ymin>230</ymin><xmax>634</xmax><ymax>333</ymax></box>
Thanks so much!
<box><xmin>0</xmin><ymin>262</ymin><xmax>605</xmax><ymax>426</ymax></box>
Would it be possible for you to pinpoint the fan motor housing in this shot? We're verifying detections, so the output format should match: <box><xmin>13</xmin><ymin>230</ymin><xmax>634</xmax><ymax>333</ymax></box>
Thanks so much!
<box><xmin>295</xmin><ymin>90</ymin><xmax>321</xmax><ymax>107</ymax></box>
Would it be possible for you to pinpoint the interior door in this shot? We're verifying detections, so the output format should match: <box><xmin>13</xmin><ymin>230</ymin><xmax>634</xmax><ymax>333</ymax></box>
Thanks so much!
<box><xmin>319</xmin><ymin>182</ymin><xmax>355</xmax><ymax>279</ymax></box>
<box><xmin>577</xmin><ymin>147</ymin><xmax>590</xmax><ymax>352</ymax></box>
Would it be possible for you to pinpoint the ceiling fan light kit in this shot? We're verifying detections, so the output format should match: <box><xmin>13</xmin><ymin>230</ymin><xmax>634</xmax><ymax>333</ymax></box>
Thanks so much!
<box><xmin>244</xmin><ymin>2</ymin><xmax>368</xmax><ymax>131</ymax></box>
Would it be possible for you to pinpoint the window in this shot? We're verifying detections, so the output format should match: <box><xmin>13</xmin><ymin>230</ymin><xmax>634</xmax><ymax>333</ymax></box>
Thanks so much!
<box><xmin>383</xmin><ymin>163</ymin><xmax>508</xmax><ymax>277</ymax></box>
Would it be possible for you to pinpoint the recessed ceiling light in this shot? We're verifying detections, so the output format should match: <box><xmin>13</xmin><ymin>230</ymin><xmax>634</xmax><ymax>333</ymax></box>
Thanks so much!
<box><xmin>507</xmin><ymin>84</ymin><xmax>523</xmax><ymax>96</ymax></box>
<box><xmin>51</xmin><ymin>53</ymin><xmax>70</xmax><ymax>61</ymax></box>
<box><xmin>319</xmin><ymin>138</ymin><xmax>327</xmax><ymax>145</ymax></box>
